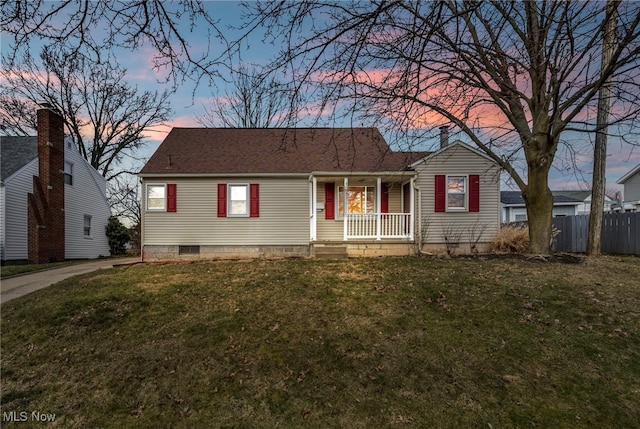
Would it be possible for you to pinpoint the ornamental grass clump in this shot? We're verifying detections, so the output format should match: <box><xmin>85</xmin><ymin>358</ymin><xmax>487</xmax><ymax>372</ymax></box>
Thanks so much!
<box><xmin>489</xmin><ymin>225</ymin><xmax>529</xmax><ymax>253</ymax></box>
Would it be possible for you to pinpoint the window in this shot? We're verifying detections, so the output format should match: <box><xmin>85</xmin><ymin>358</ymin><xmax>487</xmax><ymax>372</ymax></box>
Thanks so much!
<box><xmin>179</xmin><ymin>245</ymin><xmax>200</xmax><ymax>255</ymax></box>
<box><xmin>147</xmin><ymin>184</ymin><xmax>166</xmax><ymax>211</ymax></box>
<box><xmin>435</xmin><ymin>175</ymin><xmax>480</xmax><ymax>213</ymax></box>
<box><xmin>64</xmin><ymin>162</ymin><xmax>73</xmax><ymax>185</ymax></box>
<box><xmin>218</xmin><ymin>183</ymin><xmax>259</xmax><ymax>218</ymax></box>
<box><xmin>338</xmin><ymin>186</ymin><xmax>375</xmax><ymax>217</ymax></box>
<box><xmin>447</xmin><ymin>176</ymin><xmax>466</xmax><ymax>209</ymax></box>
<box><xmin>83</xmin><ymin>215</ymin><xmax>92</xmax><ymax>237</ymax></box>
<box><xmin>229</xmin><ymin>184</ymin><xmax>249</xmax><ymax>216</ymax></box>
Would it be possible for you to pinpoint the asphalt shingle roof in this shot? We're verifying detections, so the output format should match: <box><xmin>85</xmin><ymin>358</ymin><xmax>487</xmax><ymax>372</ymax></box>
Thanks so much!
<box><xmin>139</xmin><ymin>128</ymin><xmax>431</xmax><ymax>175</ymax></box>
<box><xmin>500</xmin><ymin>190</ymin><xmax>583</xmax><ymax>205</ymax></box>
<box><xmin>1</xmin><ymin>136</ymin><xmax>38</xmax><ymax>181</ymax></box>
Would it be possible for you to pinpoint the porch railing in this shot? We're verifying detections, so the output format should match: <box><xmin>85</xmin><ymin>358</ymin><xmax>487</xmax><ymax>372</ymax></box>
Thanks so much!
<box><xmin>346</xmin><ymin>213</ymin><xmax>412</xmax><ymax>239</ymax></box>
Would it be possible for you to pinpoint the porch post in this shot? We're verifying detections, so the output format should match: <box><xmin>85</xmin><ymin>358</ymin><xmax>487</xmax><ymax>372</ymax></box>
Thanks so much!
<box><xmin>310</xmin><ymin>176</ymin><xmax>317</xmax><ymax>241</ymax></box>
<box><xmin>343</xmin><ymin>177</ymin><xmax>348</xmax><ymax>241</ymax></box>
<box><xmin>409</xmin><ymin>177</ymin><xmax>415</xmax><ymax>240</ymax></box>
<box><xmin>376</xmin><ymin>177</ymin><xmax>382</xmax><ymax>240</ymax></box>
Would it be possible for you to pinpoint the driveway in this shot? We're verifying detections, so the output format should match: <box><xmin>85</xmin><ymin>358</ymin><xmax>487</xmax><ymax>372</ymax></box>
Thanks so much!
<box><xmin>0</xmin><ymin>257</ymin><xmax>140</xmax><ymax>304</ymax></box>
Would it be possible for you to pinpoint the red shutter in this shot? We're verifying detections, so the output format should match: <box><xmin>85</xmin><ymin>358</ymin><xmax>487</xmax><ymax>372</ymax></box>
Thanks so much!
<box><xmin>217</xmin><ymin>183</ymin><xmax>227</xmax><ymax>217</ymax></box>
<box><xmin>167</xmin><ymin>183</ymin><xmax>177</xmax><ymax>212</ymax></box>
<box><xmin>325</xmin><ymin>183</ymin><xmax>335</xmax><ymax>220</ymax></box>
<box><xmin>469</xmin><ymin>175</ymin><xmax>480</xmax><ymax>212</ymax></box>
<box><xmin>381</xmin><ymin>183</ymin><xmax>389</xmax><ymax>213</ymax></box>
<box><xmin>250</xmin><ymin>183</ymin><xmax>260</xmax><ymax>217</ymax></box>
<box><xmin>435</xmin><ymin>175</ymin><xmax>446</xmax><ymax>212</ymax></box>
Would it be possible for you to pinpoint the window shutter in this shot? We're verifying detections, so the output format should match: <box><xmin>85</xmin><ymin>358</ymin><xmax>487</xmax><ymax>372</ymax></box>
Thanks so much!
<box><xmin>434</xmin><ymin>175</ymin><xmax>446</xmax><ymax>212</ymax></box>
<box><xmin>217</xmin><ymin>183</ymin><xmax>227</xmax><ymax>217</ymax></box>
<box><xmin>250</xmin><ymin>183</ymin><xmax>260</xmax><ymax>217</ymax></box>
<box><xmin>469</xmin><ymin>175</ymin><xmax>480</xmax><ymax>212</ymax></box>
<box><xmin>381</xmin><ymin>182</ymin><xmax>389</xmax><ymax>213</ymax></box>
<box><xmin>167</xmin><ymin>184</ymin><xmax>177</xmax><ymax>212</ymax></box>
<box><xmin>325</xmin><ymin>183</ymin><xmax>335</xmax><ymax>220</ymax></box>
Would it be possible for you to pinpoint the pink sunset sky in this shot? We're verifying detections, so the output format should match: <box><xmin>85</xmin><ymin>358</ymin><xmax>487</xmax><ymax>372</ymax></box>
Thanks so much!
<box><xmin>2</xmin><ymin>1</ymin><xmax>638</xmax><ymax>194</ymax></box>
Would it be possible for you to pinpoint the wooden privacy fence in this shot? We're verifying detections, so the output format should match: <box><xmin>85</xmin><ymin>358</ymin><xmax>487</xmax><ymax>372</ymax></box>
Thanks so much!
<box><xmin>553</xmin><ymin>212</ymin><xmax>640</xmax><ymax>255</ymax></box>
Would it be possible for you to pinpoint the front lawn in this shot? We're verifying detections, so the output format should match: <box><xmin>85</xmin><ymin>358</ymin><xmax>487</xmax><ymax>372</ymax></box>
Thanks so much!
<box><xmin>1</xmin><ymin>256</ymin><xmax>639</xmax><ymax>428</ymax></box>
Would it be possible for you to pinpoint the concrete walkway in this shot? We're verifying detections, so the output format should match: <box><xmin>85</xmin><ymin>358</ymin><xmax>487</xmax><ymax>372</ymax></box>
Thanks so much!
<box><xmin>1</xmin><ymin>257</ymin><xmax>140</xmax><ymax>304</ymax></box>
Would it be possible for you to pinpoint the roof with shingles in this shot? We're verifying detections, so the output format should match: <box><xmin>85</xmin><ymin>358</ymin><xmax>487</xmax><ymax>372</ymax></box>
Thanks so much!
<box><xmin>501</xmin><ymin>191</ymin><xmax>584</xmax><ymax>205</ymax></box>
<box><xmin>1</xmin><ymin>136</ymin><xmax>38</xmax><ymax>181</ymax></box>
<box><xmin>139</xmin><ymin>128</ymin><xmax>431</xmax><ymax>175</ymax></box>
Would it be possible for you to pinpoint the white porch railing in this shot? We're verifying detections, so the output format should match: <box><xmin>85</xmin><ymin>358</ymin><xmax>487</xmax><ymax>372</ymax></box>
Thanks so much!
<box><xmin>346</xmin><ymin>213</ymin><xmax>412</xmax><ymax>240</ymax></box>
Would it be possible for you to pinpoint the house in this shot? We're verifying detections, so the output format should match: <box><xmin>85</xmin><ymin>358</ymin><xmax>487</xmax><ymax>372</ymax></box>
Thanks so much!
<box><xmin>0</xmin><ymin>107</ymin><xmax>111</xmax><ymax>263</ymax></box>
<box><xmin>138</xmin><ymin>127</ymin><xmax>501</xmax><ymax>260</ymax></box>
<box><xmin>616</xmin><ymin>163</ymin><xmax>640</xmax><ymax>212</ymax></box>
<box><xmin>553</xmin><ymin>190</ymin><xmax>613</xmax><ymax>214</ymax></box>
<box><xmin>500</xmin><ymin>191</ymin><xmax>584</xmax><ymax>223</ymax></box>
<box><xmin>501</xmin><ymin>189</ymin><xmax>616</xmax><ymax>223</ymax></box>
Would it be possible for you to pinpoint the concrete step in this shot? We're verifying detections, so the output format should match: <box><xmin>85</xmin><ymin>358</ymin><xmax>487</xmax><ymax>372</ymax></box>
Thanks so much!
<box><xmin>313</xmin><ymin>245</ymin><xmax>349</xmax><ymax>259</ymax></box>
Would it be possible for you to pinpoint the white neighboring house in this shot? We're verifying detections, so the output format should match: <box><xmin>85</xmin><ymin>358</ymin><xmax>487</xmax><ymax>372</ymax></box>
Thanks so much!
<box><xmin>553</xmin><ymin>190</ymin><xmax>614</xmax><ymax>215</ymax></box>
<box><xmin>616</xmin><ymin>164</ymin><xmax>640</xmax><ymax>212</ymax></box>
<box><xmin>1</xmin><ymin>134</ymin><xmax>111</xmax><ymax>262</ymax></box>
<box><xmin>500</xmin><ymin>190</ymin><xmax>616</xmax><ymax>223</ymax></box>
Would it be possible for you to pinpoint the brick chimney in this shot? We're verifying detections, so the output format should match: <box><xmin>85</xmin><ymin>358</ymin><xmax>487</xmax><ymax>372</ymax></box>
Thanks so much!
<box><xmin>28</xmin><ymin>107</ymin><xmax>65</xmax><ymax>263</ymax></box>
<box><xmin>439</xmin><ymin>125</ymin><xmax>449</xmax><ymax>149</ymax></box>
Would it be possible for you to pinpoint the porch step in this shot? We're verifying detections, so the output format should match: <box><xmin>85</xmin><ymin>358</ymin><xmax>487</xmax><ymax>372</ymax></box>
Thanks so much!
<box><xmin>313</xmin><ymin>244</ymin><xmax>349</xmax><ymax>259</ymax></box>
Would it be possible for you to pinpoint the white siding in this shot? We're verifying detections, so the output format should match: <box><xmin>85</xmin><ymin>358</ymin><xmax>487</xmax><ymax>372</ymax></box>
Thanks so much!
<box><xmin>64</xmin><ymin>147</ymin><xmax>111</xmax><ymax>259</ymax></box>
<box><xmin>1</xmin><ymin>149</ymin><xmax>110</xmax><ymax>261</ymax></box>
<box><xmin>2</xmin><ymin>159</ymin><xmax>38</xmax><ymax>260</ymax></box>
<box><xmin>414</xmin><ymin>143</ymin><xmax>501</xmax><ymax>245</ymax></box>
<box><xmin>142</xmin><ymin>177</ymin><xmax>310</xmax><ymax>246</ymax></box>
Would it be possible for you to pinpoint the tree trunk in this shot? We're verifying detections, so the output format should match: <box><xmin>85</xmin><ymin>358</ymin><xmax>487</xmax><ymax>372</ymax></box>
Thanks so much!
<box><xmin>523</xmin><ymin>142</ymin><xmax>555</xmax><ymax>255</ymax></box>
<box><xmin>587</xmin><ymin>0</ymin><xmax>618</xmax><ymax>256</ymax></box>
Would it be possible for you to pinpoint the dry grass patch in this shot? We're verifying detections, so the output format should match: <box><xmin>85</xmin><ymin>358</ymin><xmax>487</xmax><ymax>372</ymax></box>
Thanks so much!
<box><xmin>490</xmin><ymin>225</ymin><xmax>530</xmax><ymax>253</ymax></box>
<box><xmin>1</xmin><ymin>256</ymin><xmax>639</xmax><ymax>428</ymax></box>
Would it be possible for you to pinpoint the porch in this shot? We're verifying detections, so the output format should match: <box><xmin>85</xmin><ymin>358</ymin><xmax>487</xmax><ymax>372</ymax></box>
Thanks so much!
<box><xmin>310</xmin><ymin>173</ymin><xmax>416</xmax><ymax>242</ymax></box>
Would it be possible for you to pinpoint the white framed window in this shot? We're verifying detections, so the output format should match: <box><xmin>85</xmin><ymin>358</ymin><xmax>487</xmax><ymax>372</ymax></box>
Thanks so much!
<box><xmin>447</xmin><ymin>176</ymin><xmax>466</xmax><ymax>210</ymax></box>
<box><xmin>64</xmin><ymin>162</ymin><xmax>73</xmax><ymax>185</ymax></box>
<box><xmin>338</xmin><ymin>186</ymin><xmax>375</xmax><ymax>217</ymax></box>
<box><xmin>146</xmin><ymin>184</ymin><xmax>166</xmax><ymax>211</ymax></box>
<box><xmin>228</xmin><ymin>184</ymin><xmax>249</xmax><ymax>216</ymax></box>
<box><xmin>83</xmin><ymin>215</ymin><xmax>92</xmax><ymax>237</ymax></box>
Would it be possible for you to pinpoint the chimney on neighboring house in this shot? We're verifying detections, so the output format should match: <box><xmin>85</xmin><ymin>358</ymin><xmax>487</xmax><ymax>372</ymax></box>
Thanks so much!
<box><xmin>28</xmin><ymin>106</ymin><xmax>65</xmax><ymax>263</ymax></box>
<box><xmin>439</xmin><ymin>125</ymin><xmax>449</xmax><ymax>149</ymax></box>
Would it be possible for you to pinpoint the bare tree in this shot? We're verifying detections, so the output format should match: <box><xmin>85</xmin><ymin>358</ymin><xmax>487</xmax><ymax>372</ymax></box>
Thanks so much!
<box><xmin>588</xmin><ymin>0</ymin><xmax>619</xmax><ymax>256</ymax></box>
<box><xmin>0</xmin><ymin>47</ymin><xmax>172</xmax><ymax>180</ymax></box>
<box><xmin>108</xmin><ymin>175</ymin><xmax>142</xmax><ymax>229</ymax></box>
<box><xmin>197</xmin><ymin>66</ymin><xmax>298</xmax><ymax>128</ymax></box>
<box><xmin>0</xmin><ymin>0</ymin><xmax>226</xmax><ymax>88</ymax></box>
<box><xmin>234</xmin><ymin>1</ymin><xmax>640</xmax><ymax>254</ymax></box>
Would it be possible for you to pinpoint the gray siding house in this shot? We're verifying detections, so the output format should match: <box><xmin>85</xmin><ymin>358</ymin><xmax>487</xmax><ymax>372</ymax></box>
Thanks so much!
<box><xmin>139</xmin><ymin>128</ymin><xmax>501</xmax><ymax>260</ymax></box>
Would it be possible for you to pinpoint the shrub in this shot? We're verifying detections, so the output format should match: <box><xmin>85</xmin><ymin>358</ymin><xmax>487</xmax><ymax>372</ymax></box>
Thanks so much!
<box><xmin>105</xmin><ymin>216</ymin><xmax>130</xmax><ymax>255</ymax></box>
<box><xmin>489</xmin><ymin>225</ymin><xmax>529</xmax><ymax>253</ymax></box>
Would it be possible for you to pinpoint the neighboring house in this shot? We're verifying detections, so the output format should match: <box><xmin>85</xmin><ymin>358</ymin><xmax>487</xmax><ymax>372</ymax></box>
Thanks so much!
<box><xmin>616</xmin><ymin>163</ymin><xmax>640</xmax><ymax>212</ymax></box>
<box><xmin>0</xmin><ymin>108</ymin><xmax>111</xmax><ymax>263</ymax></box>
<box><xmin>139</xmin><ymin>127</ymin><xmax>501</xmax><ymax>260</ymax></box>
<box><xmin>553</xmin><ymin>190</ymin><xmax>613</xmax><ymax>214</ymax></box>
<box><xmin>500</xmin><ymin>191</ymin><xmax>584</xmax><ymax>223</ymax></box>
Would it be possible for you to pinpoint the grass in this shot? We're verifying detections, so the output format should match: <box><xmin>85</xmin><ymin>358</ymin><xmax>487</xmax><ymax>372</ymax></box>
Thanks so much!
<box><xmin>0</xmin><ymin>255</ymin><xmax>132</xmax><ymax>278</ymax></box>
<box><xmin>0</xmin><ymin>261</ymin><xmax>82</xmax><ymax>278</ymax></box>
<box><xmin>1</xmin><ymin>256</ymin><xmax>639</xmax><ymax>428</ymax></box>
